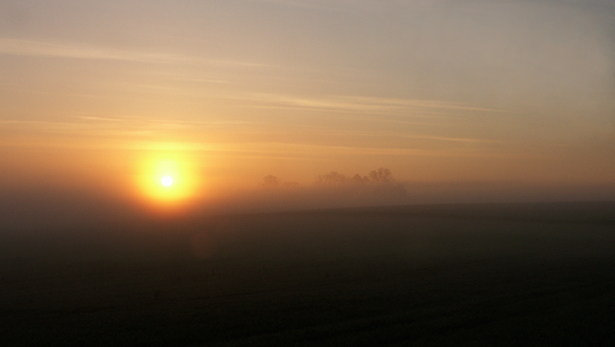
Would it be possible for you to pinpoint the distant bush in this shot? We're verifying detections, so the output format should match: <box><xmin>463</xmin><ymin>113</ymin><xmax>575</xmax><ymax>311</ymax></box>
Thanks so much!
<box><xmin>317</xmin><ymin>168</ymin><xmax>395</xmax><ymax>185</ymax></box>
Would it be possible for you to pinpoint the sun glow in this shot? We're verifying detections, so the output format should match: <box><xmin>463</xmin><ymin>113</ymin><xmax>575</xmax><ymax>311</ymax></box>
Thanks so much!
<box><xmin>135</xmin><ymin>153</ymin><xmax>200</xmax><ymax>205</ymax></box>
<box><xmin>161</xmin><ymin>176</ymin><xmax>174</xmax><ymax>187</ymax></box>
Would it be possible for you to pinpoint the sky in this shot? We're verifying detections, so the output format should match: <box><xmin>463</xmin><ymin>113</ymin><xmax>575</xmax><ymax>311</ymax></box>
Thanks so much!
<box><xmin>1</xmin><ymin>0</ymin><xmax>614</xmax><ymax>224</ymax></box>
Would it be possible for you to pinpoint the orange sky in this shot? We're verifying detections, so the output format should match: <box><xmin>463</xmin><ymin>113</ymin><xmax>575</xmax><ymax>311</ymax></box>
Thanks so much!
<box><xmin>1</xmin><ymin>0</ymin><xmax>614</xmax><ymax>215</ymax></box>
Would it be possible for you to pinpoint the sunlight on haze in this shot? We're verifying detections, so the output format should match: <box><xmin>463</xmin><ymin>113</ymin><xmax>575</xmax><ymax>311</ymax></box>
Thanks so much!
<box><xmin>135</xmin><ymin>153</ymin><xmax>201</xmax><ymax>206</ymax></box>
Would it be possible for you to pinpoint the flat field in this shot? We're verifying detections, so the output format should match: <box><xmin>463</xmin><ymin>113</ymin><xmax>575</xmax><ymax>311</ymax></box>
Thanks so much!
<box><xmin>1</xmin><ymin>202</ymin><xmax>615</xmax><ymax>346</ymax></box>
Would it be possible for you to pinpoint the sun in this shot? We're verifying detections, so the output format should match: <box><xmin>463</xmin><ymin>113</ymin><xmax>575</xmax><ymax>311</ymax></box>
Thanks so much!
<box><xmin>161</xmin><ymin>176</ymin><xmax>174</xmax><ymax>187</ymax></box>
<box><xmin>135</xmin><ymin>153</ymin><xmax>200</xmax><ymax>205</ymax></box>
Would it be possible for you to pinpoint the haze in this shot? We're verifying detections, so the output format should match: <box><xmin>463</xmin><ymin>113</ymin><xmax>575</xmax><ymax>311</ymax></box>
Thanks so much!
<box><xmin>1</xmin><ymin>0</ymin><xmax>614</xmax><ymax>228</ymax></box>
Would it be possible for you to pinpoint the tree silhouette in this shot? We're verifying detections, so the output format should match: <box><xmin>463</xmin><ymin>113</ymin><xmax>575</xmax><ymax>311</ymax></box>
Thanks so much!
<box><xmin>263</xmin><ymin>175</ymin><xmax>280</xmax><ymax>187</ymax></box>
<box><xmin>317</xmin><ymin>171</ymin><xmax>348</xmax><ymax>184</ymax></box>
<box><xmin>368</xmin><ymin>168</ymin><xmax>393</xmax><ymax>183</ymax></box>
<box><xmin>317</xmin><ymin>168</ymin><xmax>395</xmax><ymax>185</ymax></box>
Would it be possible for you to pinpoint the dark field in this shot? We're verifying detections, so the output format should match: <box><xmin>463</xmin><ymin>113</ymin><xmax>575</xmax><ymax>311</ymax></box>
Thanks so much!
<box><xmin>1</xmin><ymin>202</ymin><xmax>615</xmax><ymax>346</ymax></box>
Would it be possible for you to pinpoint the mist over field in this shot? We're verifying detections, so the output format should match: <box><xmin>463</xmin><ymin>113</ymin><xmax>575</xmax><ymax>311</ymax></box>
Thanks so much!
<box><xmin>2</xmin><ymin>173</ymin><xmax>615</xmax><ymax>232</ymax></box>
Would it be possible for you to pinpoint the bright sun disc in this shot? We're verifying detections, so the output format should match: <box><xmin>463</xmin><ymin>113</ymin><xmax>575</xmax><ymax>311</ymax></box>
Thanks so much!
<box><xmin>135</xmin><ymin>153</ymin><xmax>200</xmax><ymax>205</ymax></box>
<box><xmin>161</xmin><ymin>176</ymin><xmax>173</xmax><ymax>187</ymax></box>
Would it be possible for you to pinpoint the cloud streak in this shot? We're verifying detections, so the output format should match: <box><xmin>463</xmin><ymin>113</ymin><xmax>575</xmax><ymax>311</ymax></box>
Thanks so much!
<box><xmin>245</xmin><ymin>0</ymin><xmax>448</xmax><ymax>11</ymax></box>
<box><xmin>0</xmin><ymin>37</ymin><xmax>186</xmax><ymax>63</ymax></box>
<box><xmin>240</xmin><ymin>93</ymin><xmax>502</xmax><ymax>113</ymax></box>
<box><xmin>0</xmin><ymin>37</ymin><xmax>272</xmax><ymax>68</ymax></box>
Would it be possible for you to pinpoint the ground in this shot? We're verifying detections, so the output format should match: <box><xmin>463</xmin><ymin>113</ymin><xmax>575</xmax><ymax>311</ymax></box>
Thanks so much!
<box><xmin>1</xmin><ymin>202</ymin><xmax>614</xmax><ymax>346</ymax></box>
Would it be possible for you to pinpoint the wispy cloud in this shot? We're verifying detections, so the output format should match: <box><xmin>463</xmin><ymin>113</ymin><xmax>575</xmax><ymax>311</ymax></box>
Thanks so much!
<box><xmin>0</xmin><ymin>37</ymin><xmax>272</xmax><ymax>68</ymax></box>
<box><xmin>245</xmin><ymin>0</ymin><xmax>447</xmax><ymax>11</ymax></box>
<box><xmin>205</xmin><ymin>141</ymin><xmax>498</xmax><ymax>160</ymax></box>
<box><xmin>0</xmin><ymin>116</ymin><xmax>253</xmax><ymax>137</ymax></box>
<box><xmin>239</xmin><ymin>93</ymin><xmax>502</xmax><ymax>113</ymax></box>
<box><xmin>317</xmin><ymin>129</ymin><xmax>502</xmax><ymax>144</ymax></box>
<box><xmin>0</xmin><ymin>37</ymin><xmax>186</xmax><ymax>63</ymax></box>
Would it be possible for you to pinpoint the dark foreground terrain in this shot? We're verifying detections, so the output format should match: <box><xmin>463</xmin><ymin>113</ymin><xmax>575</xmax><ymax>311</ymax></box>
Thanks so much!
<box><xmin>1</xmin><ymin>202</ymin><xmax>615</xmax><ymax>346</ymax></box>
